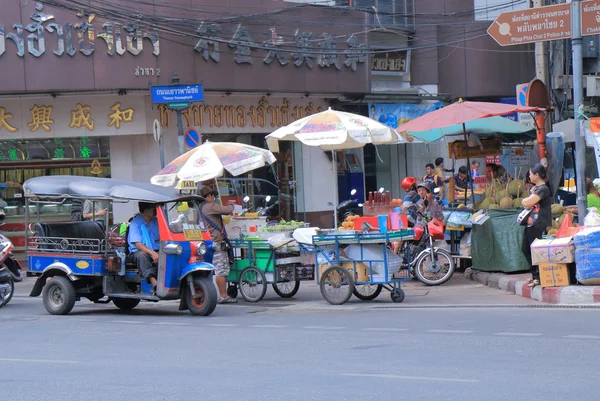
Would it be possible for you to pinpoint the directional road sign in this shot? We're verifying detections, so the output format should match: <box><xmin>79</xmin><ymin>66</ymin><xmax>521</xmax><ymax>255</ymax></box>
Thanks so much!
<box><xmin>581</xmin><ymin>0</ymin><xmax>600</xmax><ymax>36</ymax></box>
<box><xmin>487</xmin><ymin>3</ymin><xmax>572</xmax><ymax>46</ymax></box>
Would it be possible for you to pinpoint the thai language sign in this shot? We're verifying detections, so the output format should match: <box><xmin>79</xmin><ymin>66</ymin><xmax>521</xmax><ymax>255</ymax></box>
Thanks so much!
<box><xmin>151</xmin><ymin>85</ymin><xmax>204</xmax><ymax>104</ymax></box>
<box><xmin>487</xmin><ymin>3</ymin><xmax>572</xmax><ymax>46</ymax></box>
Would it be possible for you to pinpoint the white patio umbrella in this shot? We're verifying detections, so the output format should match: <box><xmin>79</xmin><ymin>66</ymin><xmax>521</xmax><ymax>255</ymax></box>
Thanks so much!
<box><xmin>151</xmin><ymin>141</ymin><xmax>277</xmax><ymax>188</ymax></box>
<box><xmin>266</xmin><ymin>107</ymin><xmax>401</xmax><ymax>226</ymax></box>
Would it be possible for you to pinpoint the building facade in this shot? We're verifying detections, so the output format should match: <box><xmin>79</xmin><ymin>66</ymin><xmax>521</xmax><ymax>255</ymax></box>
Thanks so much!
<box><xmin>0</xmin><ymin>0</ymin><xmax>370</xmax><ymax>253</ymax></box>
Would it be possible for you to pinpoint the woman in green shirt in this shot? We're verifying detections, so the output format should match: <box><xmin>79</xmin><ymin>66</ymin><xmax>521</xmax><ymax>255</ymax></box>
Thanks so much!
<box><xmin>586</xmin><ymin>178</ymin><xmax>600</xmax><ymax>209</ymax></box>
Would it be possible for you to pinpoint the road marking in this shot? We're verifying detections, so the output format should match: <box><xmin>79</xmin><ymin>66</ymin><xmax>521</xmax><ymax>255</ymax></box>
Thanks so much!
<box><xmin>110</xmin><ymin>320</ymin><xmax>143</xmax><ymax>324</ymax></box>
<box><xmin>564</xmin><ymin>335</ymin><xmax>600</xmax><ymax>340</ymax></box>
<box><xmin>250</xmin><ymin>325</ymin><xmax>289</xmax><ymax>328</ymax></box>
<box><xmin>304</xmin><ymin>326</ymin><xmax>345</xmax><ymax>330</ymax></box>
<box><xmin>494</xmin><ymin>332</ymin><xmax>542</xmax><ymax>337</ymax></box>
<box><xmin>206</xmin><ymin>324</ymin><xmax>239</xmax><ymax>327</ymax></box>
<box><xmin>152</xmin><ymin>322</ymin><xmax>190</xmax><ymax>326</ymax></box>
<box><xmin>427</xmin><ymin>329</ymin><xmax>474</xmax><ymax>334</ymax></box>
<box><xmin>0</xmin><ymin>358</ymin><xmax>79</xmax><ymax>364</ymax></box>
<box><xmin>362</xmin><ymin>328</ymin><xmax>408</xmax><ymax>332</ymax></box>
<box><xmin>341</xmin><ymin>373</ymin><xmax>480</xmax><ymax>383</ymax></box>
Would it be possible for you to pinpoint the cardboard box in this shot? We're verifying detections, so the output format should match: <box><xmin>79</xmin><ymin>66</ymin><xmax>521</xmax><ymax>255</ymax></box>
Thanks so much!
<box><xmin>531</xmin><ymin>237</ymin><xmax>575</xmax><ymax>265</ymax></box>
<box><xmin>539</xmin><ymin>263</ymin><xmax>571</xmax><ymax>288</ymax></box>
<box><xmin>318</xmin><ymin>262</ymin><xmax>374</xmax><ymax>283</ymax></box>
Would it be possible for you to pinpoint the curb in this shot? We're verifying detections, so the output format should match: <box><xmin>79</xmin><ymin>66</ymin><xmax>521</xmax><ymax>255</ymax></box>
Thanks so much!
<box><xmin>464</xmin><ymin>268</ymin><xmax>600</xmax><ymax>305</ymax></box>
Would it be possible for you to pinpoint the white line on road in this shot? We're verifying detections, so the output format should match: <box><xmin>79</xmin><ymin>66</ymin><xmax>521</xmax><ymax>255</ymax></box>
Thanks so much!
<box><xmin>494</xmin><ymin>332</ymin><xmax>542</xmax><ymax>337</ymax></box>
<box><xmin>250</xmin><ymin>325</ymin><xmax>289</xmax><ymax>328</ymax></box>
<box><xmin>152</xmin><ymin>322</ymin><xmax>190</xmax><ymax>326</ymax></box>
<box><xmin>427</xmin><ymin>329</ymin><xmax>474</xmax><ymax>334</ymax></box>
<box><xmin>564</xmin><ymin>335</ymin><xmax>600</xmax><ymax>340</ymax></box>
<box><xmin>110</xmin><ymin>320</ymin><xmax>143</xmax><ymax>324</ymax></box>
<box><xmin>341</xmin><ymin>373</ymin><xmax>480</xmax><ymax>383</ymax></box>
<box><xmin>303</xmin><ymin>326</ymin><xmax>345</xmax><ymax>330</ymax></box>
<box><xmin>206</xmin><ymin>324</ymin><xmax>239</xmax><ymax>327</ymax></box>
<box><xmin>362</xmin><ymin>328</ymin><xmax>408</xmax><ymax>332</ymax></box>
<box><xmin>0</xmin><ymin>358</ymin><xmax>80</xmax><ymax>364</ymax></box>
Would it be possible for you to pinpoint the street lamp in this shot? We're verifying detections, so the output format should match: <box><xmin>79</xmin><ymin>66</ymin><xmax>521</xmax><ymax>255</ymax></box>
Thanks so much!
<box><xmin>172</xmin><ymin>72</ymin><xmax>186</xmax><ymax>155</ymax></box>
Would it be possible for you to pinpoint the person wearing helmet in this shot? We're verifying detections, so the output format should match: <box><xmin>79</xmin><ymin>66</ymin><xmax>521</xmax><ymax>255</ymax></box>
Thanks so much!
<box><xmin>415</xmin><ymin>181</ymin><xmax>444</xmax><ymax>223</ymax></box>
<box><xmin>401</xmin><ymin>177</ymin><xmax>421</xmax><ymax>225</ymax></box>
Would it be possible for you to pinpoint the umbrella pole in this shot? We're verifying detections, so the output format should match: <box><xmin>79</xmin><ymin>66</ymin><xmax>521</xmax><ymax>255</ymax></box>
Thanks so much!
<box><xmin>332</xmin><ymin>150</ymin><xmax>339</xmax><ymax>229</ymax></box>
<box><xmin>214</xmin><ymin>178</ymin><xmax>224</xmax><ymax>206</ymax></box>
<box><xmin>462</xmin><ymin>124</ymin><xmax>474</xmax><ymax>205</ymax></box>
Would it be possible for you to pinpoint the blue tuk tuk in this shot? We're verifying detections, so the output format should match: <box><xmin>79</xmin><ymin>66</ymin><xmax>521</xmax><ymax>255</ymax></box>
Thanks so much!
<box><xmin>24</xmin><ymin>176</ymin><xmax>217</xmax><ymax>316</ymax></box>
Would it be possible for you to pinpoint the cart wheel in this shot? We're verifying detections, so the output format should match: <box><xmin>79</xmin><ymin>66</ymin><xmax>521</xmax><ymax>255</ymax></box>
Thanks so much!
<box><xmin>185</xmin><ymin>276</ymin><xmax>217</xmax><ymax>316</ymax></box>
<box><xmin>319</xmin><ymin>266</ymin><xmax>354</xmax><ymax>305</ymax></box>
<box><xmin>415</xmin><ymin>248</ymin><xmax>455</xmax><ymax>286</ymax></box>
<box><xmin>272</xmin><ymin>281</ymin><xmax>300</xmax><ymax>298</ymax></box>
<box><xmin>390</xmin><ymin>288</ymin><xmax>405</xmax><ymax>303</ymax></box>
<box><xmin>353</xmin><ymin>284</ymin><xmax>382</xmax><ymax>301</ymax></box>
<box><xmin>239</xmin><ymin>266</ymin><xmax>267</xmax><ymax>302</ymax></box>
<box><xmin>227</xmin><ymin>285</ymin><xmax>238</xmax><ymax>299</ymax></box>
<box><xmin>111</xmin><ymin>297</ymin><xmax>140</xmax><ymax>311</ymax></box>
<box><xmin>42</xmin><ymin>276</ymin><xmax>77</xmax><ymax>315</ymax></box>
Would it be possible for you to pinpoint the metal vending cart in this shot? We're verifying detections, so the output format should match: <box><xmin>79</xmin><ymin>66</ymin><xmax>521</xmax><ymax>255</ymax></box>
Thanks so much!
<box><xmin>313</xmin><ymin>230</ymin><xmax>414</xmax><ymax>305</ymax></box>
<box><xmin>225</xmin><ymin>237</ymin><xmax>315</xmax><ymax>302</ymax></box>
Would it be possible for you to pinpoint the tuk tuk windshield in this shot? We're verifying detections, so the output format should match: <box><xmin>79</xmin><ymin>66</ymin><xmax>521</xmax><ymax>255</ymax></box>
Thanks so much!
<box><xmin>165</xmin><ymin>200</ymin><xmax>205</xmax><ymax>234</ymax></box>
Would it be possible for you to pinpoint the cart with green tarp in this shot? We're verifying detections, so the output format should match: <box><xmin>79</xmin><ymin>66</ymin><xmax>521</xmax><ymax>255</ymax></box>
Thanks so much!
<box><xmin>225</xmin><ymin>238</ymin><xmax>315</xmax><ymax>302</ymax></box>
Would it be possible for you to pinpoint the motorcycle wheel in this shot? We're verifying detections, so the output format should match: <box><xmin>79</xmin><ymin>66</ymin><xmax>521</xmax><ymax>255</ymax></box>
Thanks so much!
<box><xmin>414</xmin><ymin>248</ymin><xmax>455</xmax><ymax>286</ymax></box>
<box><xmin>0</xmin><ymin>278</ymin><xmax>13</xmax><ymax>307</ymax></box>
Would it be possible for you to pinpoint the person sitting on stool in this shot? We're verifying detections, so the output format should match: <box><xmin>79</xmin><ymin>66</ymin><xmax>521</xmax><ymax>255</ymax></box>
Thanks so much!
<box><xmin>127</xmin><ymin>202</ymin><xmax>160</xmax><ymax>288</ymax></box>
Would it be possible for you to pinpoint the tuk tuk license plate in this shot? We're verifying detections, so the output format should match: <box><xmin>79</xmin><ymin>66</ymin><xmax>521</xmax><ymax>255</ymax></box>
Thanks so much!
<box><xmin>183</xmin><ymin>229</ymin><xmax>204</xmax><ymax>241</ymax></box>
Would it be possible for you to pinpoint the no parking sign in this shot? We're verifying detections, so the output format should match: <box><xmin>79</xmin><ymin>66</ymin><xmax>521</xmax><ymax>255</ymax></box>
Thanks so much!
<box><xmin>184</xmin><ymin>128</ymin><xmax>200</xmax><ymax>150</ymax></box>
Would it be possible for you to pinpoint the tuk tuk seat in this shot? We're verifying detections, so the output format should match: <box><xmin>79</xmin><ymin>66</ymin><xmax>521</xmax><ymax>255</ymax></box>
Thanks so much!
<box><xmin>33</xmin><ymin>221</ymin><xmax>106</xmax><ymax>253</ymax></box>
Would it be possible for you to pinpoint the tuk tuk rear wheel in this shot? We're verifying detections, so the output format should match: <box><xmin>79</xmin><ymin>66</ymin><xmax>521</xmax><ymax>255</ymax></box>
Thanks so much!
<box><xmin>42</xmin><ymin>276</ymin><xmax>76</xmax><ymax>315</ymax></box>
<box><xmin>185</xmin><ymin>276</ymin><xmax>217</xmax><ymax>316</ymax></box>
<box><xmin>0</xmin><ymin>278</ymin><xmax>14</xmax><ymax>307</ymax></box>
<box><xmin>112</xmin><ymin>297</ymin><xmax>140</xmax><ymax>311</ymax></box>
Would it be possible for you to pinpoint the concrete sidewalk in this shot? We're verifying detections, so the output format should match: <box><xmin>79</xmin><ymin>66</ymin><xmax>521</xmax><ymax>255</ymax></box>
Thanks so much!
<box><xmin>464</xmin><ymin>268</ymin><xmax>600</xmax><ymax>304</ymax></box>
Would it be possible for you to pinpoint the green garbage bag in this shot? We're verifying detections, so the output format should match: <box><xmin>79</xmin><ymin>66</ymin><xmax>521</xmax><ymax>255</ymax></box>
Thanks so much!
<box><xmin>471</xmin><ymin>209</ymin><xmax>530</xmax><ymax>273</ymax></box>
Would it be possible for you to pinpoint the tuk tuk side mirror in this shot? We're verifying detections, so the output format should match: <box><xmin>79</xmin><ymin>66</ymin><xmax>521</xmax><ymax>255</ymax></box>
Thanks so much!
<box><xmin>265</xmin><ymin>195</ymin><xmax>272</xmax><ymax>204</ymax></box>
<box><xmin>243</xmin><ymin>196</ymin><xmax>250</xmax><ymax>204</ymax></box>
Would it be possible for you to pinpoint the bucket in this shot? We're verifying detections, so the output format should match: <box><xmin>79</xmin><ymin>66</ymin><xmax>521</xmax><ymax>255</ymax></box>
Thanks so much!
<box><xmin>378</xmin><ymin>215</ymin><xmax>388</xmax><ymax>233</ymax></box>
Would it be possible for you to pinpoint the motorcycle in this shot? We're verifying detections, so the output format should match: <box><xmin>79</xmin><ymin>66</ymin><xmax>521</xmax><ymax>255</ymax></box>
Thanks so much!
<box><xmin>400</xmin><ymin>203</ymin><xmax>455</xmax><ymax>286</ymax></box>
<box><xmin>0</xmin><ymin>212</ymin><xmax>23</xmax><ymax>307</ymax></box>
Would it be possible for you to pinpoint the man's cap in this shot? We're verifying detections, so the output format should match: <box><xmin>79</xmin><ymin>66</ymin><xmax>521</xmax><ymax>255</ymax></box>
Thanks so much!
<box><xmin>199</xmin><ymin>185</ymin><xmax>219</xmax><ymax>198</ymax></box>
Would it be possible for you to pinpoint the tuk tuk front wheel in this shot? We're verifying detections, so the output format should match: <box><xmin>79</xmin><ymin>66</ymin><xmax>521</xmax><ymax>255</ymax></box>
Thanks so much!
<box><xmin>42</xmin><ymin>276</ymin><xmax>76</xmax><ymax>315</ymax></box>
<box><xmin>185</xmin><ymin>276</ymin><xmax>217</xmax><ymax>316</ymax></box>
<box><xmin>112</xmin><ymin>297</ymin><xmax>140</xmax><ymax>311</ymax></box>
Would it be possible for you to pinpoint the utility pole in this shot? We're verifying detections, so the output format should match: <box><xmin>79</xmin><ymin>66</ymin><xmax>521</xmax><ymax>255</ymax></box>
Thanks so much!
<box><xmin>533</xmin><ymin>0</ymin><xmax>549</xmax><ymax>84</ymax></box>
<box><xmin>572</xmin><ymin>0</ymin><xmax>587</xmax><ymax>220</ymax></box>
<box><xmin>171</xmin><ymin>72</ymin><xmax>186</xmax><ymax>155</ymax></box>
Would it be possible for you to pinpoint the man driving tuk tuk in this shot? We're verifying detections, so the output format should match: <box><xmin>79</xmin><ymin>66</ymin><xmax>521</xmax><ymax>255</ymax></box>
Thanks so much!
<box><xmin>127</xmin><ymin>202</ymin><xmax>161</xmax><ymax>289</ymax></box>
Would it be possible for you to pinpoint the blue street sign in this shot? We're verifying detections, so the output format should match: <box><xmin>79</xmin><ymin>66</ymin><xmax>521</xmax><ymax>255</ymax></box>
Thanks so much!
<box><xmin>151</xmin><ymin>84</ymin><xmax>204</xmax><ymax>104</ymax></box>
<box><xmin>184</xmin><ymin>128</ymin><xmax>200</xmax><ymax>150</ymax></box>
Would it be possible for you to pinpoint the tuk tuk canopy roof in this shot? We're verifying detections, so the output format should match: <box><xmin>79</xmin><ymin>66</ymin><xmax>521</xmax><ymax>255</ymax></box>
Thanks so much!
<box><xmin>24</xmin><ymin>176</ymin><xmax>196</xmax><ymax>203</ymax></box>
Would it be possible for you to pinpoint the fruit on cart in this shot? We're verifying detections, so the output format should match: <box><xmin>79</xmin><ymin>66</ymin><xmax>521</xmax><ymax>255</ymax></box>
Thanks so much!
<box><xmin>508</xmin><ymin>180</ymin><xmax>524</xmax><ymax>197</ymax></box>
<box><xmin>499</xmin><ymin>195</ymin><xmax>513</xmax><ymax>209</ymax></box>
<box><xmin>495</xmin><ymin>189</ymin><xmax>507</xmax><ymax>203</ymax></box>
<box><xmin>262</xmin><ymin>220</ymin><xmax>307</xmax><ymax>232</ymax></box>
<box><xmin>547</xmin><ymin>228</ymin><xmax>558</xmax><ymax>236</ymax></box>
<box><xmin>513</xmin><ymin>198</ymin><xmax>523</xmax><ymax>208</ymax></box>
<box><xmin>479</xmin><ymin>197</ymin><xmax>496</xmax><ymax>210</ymax></box>
<box><xmin>488</xmin><ymin>203</ymin><xmax>499</xmax><ymax>209</ymax></box>
<box><xmin>457</xmin><ymin>204</ymin><xmax>465</xmax><ymax>209</ymax></box>
<box><xmin>552</xmin><ymin>204</ymin><xmax>565</xmax><ymax>218</ymax></box>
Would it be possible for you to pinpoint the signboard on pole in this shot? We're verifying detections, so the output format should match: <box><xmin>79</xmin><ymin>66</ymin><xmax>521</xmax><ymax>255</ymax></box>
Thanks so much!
<box><xmin>487</xmin><ymin>3</ymin><xmax>572</xmax><ymax>46</ymax></box>
<box><xmin>151</xmin><ymin>84</ymin><xmax>204</xmax><ymax>104</ymax></box>
<box><xmin>516</xmin><ymin>83</ymin><xmax>535</xmax><ymax>129</ymax></box>
<box><xmin>581</xmin><ymin>0</ymin><xmax>600</xmax><ymax>36</ymax></box>
<box><xmin>152</xmin><ymin>119</ymin><xmax>161</xmax><ymax>143</ymax></box>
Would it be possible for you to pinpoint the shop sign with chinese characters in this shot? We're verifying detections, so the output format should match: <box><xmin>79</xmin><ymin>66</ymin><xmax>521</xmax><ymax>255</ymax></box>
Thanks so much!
<box><xmin>0</xmin><ymin>2</ymin><xmax>366</xmax><ymax>72</ymax></box>
<box><xmin>0</xmin><ymin>96</ymin><xmax>147</xmax><ymax>139</ymax></box>
<box><xmin>157</xmin><ymin>96</ymin><xmax>328</xmax><ymax>134</ymax></box>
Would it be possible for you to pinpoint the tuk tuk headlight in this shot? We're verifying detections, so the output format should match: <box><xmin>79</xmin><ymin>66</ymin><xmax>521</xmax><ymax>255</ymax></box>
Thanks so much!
<box><xmin>196</xmin><ymin>242</ymin><xmax>207</xmax><ymax>256</ymax></box>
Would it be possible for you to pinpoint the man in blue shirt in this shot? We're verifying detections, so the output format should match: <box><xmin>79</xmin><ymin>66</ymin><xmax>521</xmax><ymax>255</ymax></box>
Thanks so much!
<box><xmin>127</xmin><ymin>202</ymin><xmax>160</xmax><ymax>288</ymax></box>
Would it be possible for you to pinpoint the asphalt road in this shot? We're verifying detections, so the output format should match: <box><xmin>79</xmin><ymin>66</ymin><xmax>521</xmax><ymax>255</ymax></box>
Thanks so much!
<box><xmin>2</xmin><ymin>277</ymin><xmax>598</xmax><ymax>401</ymax></box>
